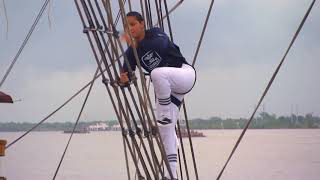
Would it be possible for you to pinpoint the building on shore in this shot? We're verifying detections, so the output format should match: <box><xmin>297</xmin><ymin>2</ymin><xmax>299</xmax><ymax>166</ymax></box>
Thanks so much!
<box><xmin>88</xmin><ymin>122</ymin><xmax>109</xmax><ymax>131</ymax></box>
<box><xmin>110</xmin><ymin>124</ymin><xmax>121</xmax><ymax>131</ymax></box>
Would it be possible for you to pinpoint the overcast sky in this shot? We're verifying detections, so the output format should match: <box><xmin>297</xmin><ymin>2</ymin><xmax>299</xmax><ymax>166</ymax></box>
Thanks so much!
<box><xmin>0</xmin><ymin>0</ymin><xmax>319</xmax><ymax>123</ymax></box>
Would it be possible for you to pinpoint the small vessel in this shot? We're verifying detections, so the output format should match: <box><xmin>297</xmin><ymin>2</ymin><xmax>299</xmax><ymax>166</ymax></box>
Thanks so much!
<box><xmin>177</xmin><ymin>128</ymin><xmax>205</xmax><ymax>138</ymax></box>
<box><xmin>63</xmin><ymin>128</ymin><xmax>90</xmax><ymax>134</ymax></box>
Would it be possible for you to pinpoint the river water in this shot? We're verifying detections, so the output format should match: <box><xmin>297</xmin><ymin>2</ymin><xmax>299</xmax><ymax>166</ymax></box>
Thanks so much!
<box><xmin>0</xmin><ymin>129</ymin><xmax>319</xmax><ymax>180</ymax></box>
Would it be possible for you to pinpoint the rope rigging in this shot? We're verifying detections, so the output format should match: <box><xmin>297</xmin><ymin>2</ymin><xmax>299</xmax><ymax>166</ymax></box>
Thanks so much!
<box><xmin>117</xmin><ymin>1</ymin><xmax>173</xmax><ymax>178</ymax></box>
<box><xmin>5</xmin><ymin>1</ymin><xmax>126</xmax><ymax>150</ymax></box>
<box><xmin>4</xmin><ymin>0</ymin><xmax>213</xmax><ymax>179</ymax></box>
<box><xmin>2</xmin><ymin>0</ymin><xmax>315</xmax><ymax>179</ymax></box>
<box><xmin>71</xmin><ymin>0</ymin><xmax>212</xmax><ymax>179</ymax></box>
<box><xmin>5</xmin><ymin>4</ymin><xmax>191</xmax><ymax>176</ymax></box>
<box><xmin>83</xmin><ymin>0</ymin><xmax>168</xmax><ymax>178</ymax></box>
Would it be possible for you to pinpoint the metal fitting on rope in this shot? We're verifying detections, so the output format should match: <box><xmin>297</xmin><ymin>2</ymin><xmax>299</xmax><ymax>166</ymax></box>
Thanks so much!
<box><xmin>121</xmin><ymin>128</ymin><xmax>128</xmax><ymax>137</ymax></box>
<box><xmin>128</xmin><ymin>129</ymin><xmax>135</xmax><ymax>137</ymax></box>
<box><xmin>110</xmin><ymin>24</ymin><xmax>120</xmax><ymax>38</ymax></box>
<box><xmin>97</xmin><ymin>25</ymin><xmax>104</xmax><ymax>32</ymax></box>
<box><xmin>136</xmin><ymin>127</ymin><xmax>142</xmax><ymax>136</ymax></box>
<box><xmin>83</xmin><ymin>25</ymin><xmax>104</xmax><ymax>33</ymax></box>
<box><xmin>150</xmin><ymin>125</ymin><xmax>158</xmax><ymax>136</ymax></box>
<box><xmin>143</xmin><ymin>130</ymin><xmax>150</xmax><ymax>138</ymax></box>
<box><xmin>103</xmin><ymin>28</ymin><xmax>115</xmax><ymax>35</ymax></box>
<box><xmin>83</xmin><ymin>27</ymin><xmax>96</xmax><ymax>33</ymax></box>
<box><xmin>83</xmin><ymin>25</ymin><xmax>115</xmax><ymax>34</ymax></box>
<box><xmin>130</xmin><ymin>73</ymin><xmax>137</xmax><ymax>82</ymax></box>
<box><xmin>110</xmin><ymin>80</ymin><xmax>119</xmax><ymax>88</ymax></box>
<box><xmin>138</xmin><ymin>175</ymin><xmax>146</xmax><ymax>180</ymax></box>
<box><xmin>118</xmin><ymin>83</ymin><xmax>130</xmax><ymax>88</ymax></box>
<box><xmin>112</xmin><ymin>30</ymin><xmax>120</xmax><ymax>39</ymax></box>
<box><xmin>83</xmin><ymin>27</ymin><xmax>89</xmax><ymax>34</ymax></box>
<box><xmin>101</xmin><ymin>78</ymin><xmax>109</xmax><ymax>85</ymax></box>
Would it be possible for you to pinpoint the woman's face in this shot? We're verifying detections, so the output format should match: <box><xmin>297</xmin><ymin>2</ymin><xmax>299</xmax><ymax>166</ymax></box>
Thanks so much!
<box><xmin>126</xmin><ymin>16</ymin><xmax>145</xmax><ymax>40</ymax></box>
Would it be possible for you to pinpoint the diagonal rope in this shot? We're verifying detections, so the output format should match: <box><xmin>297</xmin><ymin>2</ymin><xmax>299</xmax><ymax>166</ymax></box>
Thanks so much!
<box><xmin>75</xmin><ymin>0</ymin><xmax>150</xmax><ymax>178</ymax></box>
<box><xmin>155</xmin><ymin>0</ymin><xmax>183</xmax><ymax>27</ymax></box>
<box><xmin>52</xmin><ymin>60</ymin><xmax>97</xmax><ymax>180</ymax></box>
<box><xmin>5</xmin><ymin>1</ymin><xmax>125</xmax><ymax>150</ymax></box>
<box><xmin>0</xmin><ymin>0</ymin><xmax>51</xmax><ymax>88</ymax></box>
<box><xmin>217</xmin><ymin>0</ymin><xmax>316</xmax><ymax>179</ymax></box>
<box><xmin>117</xmin><ymin>0</ymin><xmax>176</xmax><ymax>178</ymax></box>
<box><xmin>88</xmin><ymin>0</ymin><xmax>157</xmax><ymax>178</ymax></box>
<box><xmin>192</xmin><ymin>0</ymin><xmax>215</xmax><ymax>66</ymax></box>
<box><xmin>180</xmin><ymin>1</ymin><xmax>215</xmax><ymax>179</ymax></box>
<box><xmin>162</xmin><ymin>0</ymin><xmax>215</xmax><ymax>179</ymax></box>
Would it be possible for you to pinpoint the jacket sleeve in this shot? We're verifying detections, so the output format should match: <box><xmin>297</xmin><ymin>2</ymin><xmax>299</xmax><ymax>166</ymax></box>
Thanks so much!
<box><xmin>122</xmin><ymin>48</ymin><xmax>137</xmax><ymax>73</ymax></box>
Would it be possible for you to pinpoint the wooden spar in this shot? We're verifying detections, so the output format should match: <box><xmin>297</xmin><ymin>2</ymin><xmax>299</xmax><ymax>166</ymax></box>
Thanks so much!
<box><xmin>0</xmin><ymin>139</ymin><xmax>6</xmax><ymax>156</ymax></box>
<box><xmin>0</xmin><ymin>139</ymin><xmax>7</xmax><ymax>180</ymax></box>
<box><xmin>0</xmin><ymin>91</ymin><xmax>13</xmax><ymax>103</ymax></box>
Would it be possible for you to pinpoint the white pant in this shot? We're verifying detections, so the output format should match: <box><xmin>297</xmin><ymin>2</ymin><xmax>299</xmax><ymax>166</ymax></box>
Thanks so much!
<box><xmin>151</xmin><ymin>64</ymin><xmax>196</xmax><ymax>178</ymax></box>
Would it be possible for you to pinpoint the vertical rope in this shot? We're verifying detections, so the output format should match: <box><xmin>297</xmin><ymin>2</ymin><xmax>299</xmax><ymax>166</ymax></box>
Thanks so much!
<box><xmin>143</xmin><ymin>0</ymin><xmax>151</xmax><ymax>28</ymax></box>
<box><xmin>161</xmin><ymin>1</ymin><xmax>196</xmax><ymax>180</ymax></box>
<box><xmin>123</xmin><ymin>135</ymin><xmax>131</xmax><ymax>180</ymax></box>
<box><xmin>217</xmin><ymin>0</ymin><xmax>316</xmax><ymax>178</ymax></box>
<box><xmin>182</xmin><ymin>102</ymin><xmax>199</xmax><ymax>180</ymax></box>
<box><xmin>2</xmin><ymin>0</ymin><xmax>9</xmax><ymax>39</ymax></box>
<box><xmin>100</xmin><ymin>1</ymin><xmax>161</xmax><ymax>178</ymax></box>
<box><xmin>127</xmin><ymin>0</ymin><xmax>132</xmax><ymax>12</ymax></box>
<box><xmin>139</xmin><ymin>0</ymin><xmax>146</xmax><ymax>28</ymax></box>
<box><xmin>117</xmin><ymin>0</ymin><xmax>175</xmax><ymax>178</ymax></box>
<box><xmin>75</xmin><ymin>0</ymin><xmax>145</xmax><ymax>177</ymax></box>
<box><xmin>147</xmin><ymin>0</ymin><xmax>153</xmax><ymax>27</ymax></box>
<box><xmin>163</xmin><ymin>0</ymin><xmax>173</xmax><ymax>42</ymax></box>
<box><xmin>47</xmin><ymin>0</ymin><xmax>53</xmax><ymax>29</ymax></box>
<box><xmin>176</xmin><ymin>121</ymin><xmax>189</xmax><ymax>180</ymax></box>
<box><xmin>154</xmin><ymin>0</ymin><xmax>163</xmax><ymax>30</ymax></box>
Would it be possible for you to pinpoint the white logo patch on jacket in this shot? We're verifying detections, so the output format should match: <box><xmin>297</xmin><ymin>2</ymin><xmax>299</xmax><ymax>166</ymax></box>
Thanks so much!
<box><xmin>141</xmin><ymin>50</ymin><xmax>162</xmax><ymax>70</ymax></box>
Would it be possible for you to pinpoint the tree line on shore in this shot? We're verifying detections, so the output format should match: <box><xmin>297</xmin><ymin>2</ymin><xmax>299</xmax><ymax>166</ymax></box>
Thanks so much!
<box><xmin>1</xmin><ymin>112</ymin><xmax>319</xmax><ymax>132</ymax></box>
<box><xmin>186</xmin><ymin>112</ymin><xmax>320</xmax><ymax>129</ymax></box>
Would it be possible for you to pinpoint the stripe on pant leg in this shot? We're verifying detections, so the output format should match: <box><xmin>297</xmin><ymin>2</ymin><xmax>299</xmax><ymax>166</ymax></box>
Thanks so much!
<box><xmin>168</xmin><ymin>154</ymin><xmax>177</xmax><ymax>162</ymax></box>
<box><xmin>170</xmin><ymin>95</ymin><xmax>182</xmax><ymax>108</ymax></box>
<box><xmin>158</xmin><ymin>97</ymin><xmax>171</xmax><ymax>105</ymax></box>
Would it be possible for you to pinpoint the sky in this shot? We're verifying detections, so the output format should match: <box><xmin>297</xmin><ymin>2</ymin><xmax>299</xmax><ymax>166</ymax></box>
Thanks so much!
<box><xmin>0</xmin><ymin>0</ymin><xmax>319</xmax><ymax>123</ymax></box>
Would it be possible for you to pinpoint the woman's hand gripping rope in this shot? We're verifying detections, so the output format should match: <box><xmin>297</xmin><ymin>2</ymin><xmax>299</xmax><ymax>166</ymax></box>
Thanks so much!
<box><xmin>118</xmin><ymin>72</ymin><xmax>130</xmax><ymax>87</ymax></box>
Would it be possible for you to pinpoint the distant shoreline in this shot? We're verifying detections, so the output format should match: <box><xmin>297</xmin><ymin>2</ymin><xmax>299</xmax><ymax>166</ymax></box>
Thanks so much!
<box><xmin>1</xmin><ymin>128</ymin><xmax>320</xmax><ymax>133</ymax></box>
<box><xmin>1</xmin><ymin>112</ymin><xmax>319</xmax><ymax>132</ymax></box>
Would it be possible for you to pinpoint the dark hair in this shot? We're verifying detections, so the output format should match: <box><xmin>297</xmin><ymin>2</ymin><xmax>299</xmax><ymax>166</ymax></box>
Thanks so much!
<box><xmin>126</xmin><ymin>11</ymin><xmax>144</xmax><ymax>22</ymax></box>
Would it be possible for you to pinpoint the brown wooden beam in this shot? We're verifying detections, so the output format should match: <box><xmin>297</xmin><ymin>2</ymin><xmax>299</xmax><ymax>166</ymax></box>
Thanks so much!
<box><xmin>0</xmin><ymin>139</ymin><xmax>6</xmax><ymax>156</ymax></box>
<box><xmin>0</xmin><ymin>91</ymin><xmax>13</xmax><ymax>103</ymax></box>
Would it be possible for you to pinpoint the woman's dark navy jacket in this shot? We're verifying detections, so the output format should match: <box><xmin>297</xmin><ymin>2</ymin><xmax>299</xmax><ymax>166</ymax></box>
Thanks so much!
<box><xmin>123</xmin><ymin>27</ymin><xmax>189</xmax><ymax>74</ymax></box>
